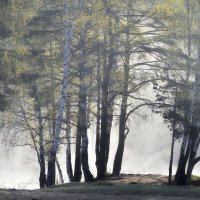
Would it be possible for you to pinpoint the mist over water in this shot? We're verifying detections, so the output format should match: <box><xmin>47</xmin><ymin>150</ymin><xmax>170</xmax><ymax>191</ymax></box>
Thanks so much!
<box><xmin>119</xmin><ymin>114</ymin><xmax>177</xmax><ymax>175</ymax></box>
<box><xmin>0</xmin><ymin>145</ymin><xmax>39</xmax><ymax>189</ymax></box>
<box><xmin>1</xmin><ymin>111</ymin><xmax>200</xmax><ymax>189</ymax></box>
<box><xmin>105</xmin><ymin>112</ymin><xmax>170</xmax><ymax>174</ymax></box>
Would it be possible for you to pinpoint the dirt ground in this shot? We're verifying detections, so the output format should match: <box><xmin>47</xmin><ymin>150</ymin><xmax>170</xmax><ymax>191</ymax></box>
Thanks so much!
<box><xmin>0</xmin><ymin>175</ymin><xmax>198</xmax><ymax>200</ymax></box>
<box><xmin>0</xmin><ymin>190</ymin><xmax>198</xmax><ymax>200</ymax></box>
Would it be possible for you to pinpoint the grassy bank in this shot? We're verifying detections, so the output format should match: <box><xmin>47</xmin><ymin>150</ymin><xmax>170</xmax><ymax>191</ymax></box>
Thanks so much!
<box><xmin>44</xmin><ymin>182</ymin><xmax>200</xmax><ymax>198</ymax></box>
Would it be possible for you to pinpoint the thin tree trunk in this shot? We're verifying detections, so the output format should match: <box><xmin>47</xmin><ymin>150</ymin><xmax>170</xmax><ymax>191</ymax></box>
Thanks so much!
<box><xmin>74</xmin><ymin>113</ymin><xmax>82</xmax><ymax>182</ymax></box>
<box><xmin>66</xmin><ymin>136</ymin><xmax>74</xmax><ymax>182</ymax></box>
<box><xmin>95</xmin><ymin>43</ymin><xmax>101</xmax><ymax>174</ymax></box>
<box><xmin>105</xmin><ymin>98</ymin><xmax>114</xmax><ymax>167</ymax></box>
<box><xmin>20</xmin><ymin>101</ymin><xmax>43</xmax><ymax>188</ymax></box>
<box><xmin>97</xmin><ymin>57</ymin><xmax>110</xmax><ymax>180</ymax></box>
<box><xmin>97</xmin><ymin>31</ymin><xmax>108</xmax><ymax>180</ymax></box>
<box><xmin>105</xmin><ymin>49</ymin><xmax>118</xmax><ymax>168</ymax></box>
<box><xmin>47</xmin><ymin>0</ymin><xmax>76</xmax><ymax>186</ymax></box>
<box><xmin>66</xmin><ymin>93</ymin><xmax>74</xmax><ymax>182</ymax></box>
<box><xmin>112</xmin><ymin>98</ymin><xmax>127</xmax><ymax>177</ymax></box>
<box><xmin>37</xmin><ymin>103</ymin><xmax>46</xmax><ymax>188</ymax></box>
<box><xmin>78</xmin><ymin>3</ymin><xmax>94</xmax><ymax>180</ymax></box>
<box><xmin>31</xmin><ymin>67</ymin><xmax>46</xmax><ymax>188</ymax></box>
<box><xmin>97</xmin><ymin>15</ymin><xmax>115</xmax><ymax>180</ymax></box>
<box><xmin>112</xmin><ymin>17</ymin><xmax>130</xmax><ymax>177</ymax></box>
<box><xmin>56</xmin><ymin>157</ymin><xmax>64</xmax><ymax>184</ymax></box>
<box><xmin>78</xmin><ymin>73</ymin><xmax>93</xmax><ymax>182</ymax></box>
<box><xmin>168</xmin><ymin>133</ymin><xmax>175</xmax><ymax>185</ymax></box>
<box><xmin>168</xmin><ymin>84</ymin><xmax>177</xmax><ymax>185</ymax></box>
<box><xmin>81</xmin><ymin>93</ymin><xmax>94</xmax><ymax>181</ymax></box>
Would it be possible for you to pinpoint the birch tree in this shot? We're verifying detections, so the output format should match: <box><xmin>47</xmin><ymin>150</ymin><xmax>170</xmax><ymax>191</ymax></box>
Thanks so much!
<box><xmin>47</xmin><ymin>0</ymin><xmax>76</xmax><ymax>186</ymax></box>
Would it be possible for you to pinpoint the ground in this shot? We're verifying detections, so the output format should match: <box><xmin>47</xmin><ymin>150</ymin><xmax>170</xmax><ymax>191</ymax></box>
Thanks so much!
<box><xmin>0</xmin><ymin>175</ymin><xmax>200</xmax><ymax>200</ymax></box>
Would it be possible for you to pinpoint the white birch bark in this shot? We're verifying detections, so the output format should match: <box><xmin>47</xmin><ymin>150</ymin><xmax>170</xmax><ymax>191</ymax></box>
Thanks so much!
<box><xmin>49</xmin><ymin>0</ymin><xmax>76</xmax><ymax>161</ymax></box>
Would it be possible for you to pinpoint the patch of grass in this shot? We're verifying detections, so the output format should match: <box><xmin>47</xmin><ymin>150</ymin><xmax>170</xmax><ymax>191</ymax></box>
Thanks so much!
<box><xmin>192</xmin><ymin>175</ymin><xmax>200</xmax><ymax>181</ymax></box>
<box><xmin>0</xmin><ymin>189</ymin><xmax>10</xmax><ymax>195</ymax></box>
<box><xmin>191</xmin><ymin>175</ymin><xmax>200</xmax><ymax>186</ymax></box>
<box><xmin>43</xmin><ymin>182</ymin><xmax>200</xmax><ymax>198</ymax></box>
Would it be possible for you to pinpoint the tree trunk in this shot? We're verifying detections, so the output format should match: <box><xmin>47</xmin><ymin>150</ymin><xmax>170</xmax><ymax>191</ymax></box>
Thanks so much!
<box><xmin>47</xmin><ymin>0</ymin><xmax>75</xmax><ymax>186</ymax></box>
<box><xmin>39</xmin><ymin>162</ymin><xmax>46</xmax><ymax>188</ymax></box>
<box><xmin>175</xmin><ymin>0</ymin><xmax>192</xmax><ymax>186</ymax></box>
<box><xmin>175</xmin><ymin>133</ymin><xmax>189</xmax><ymax>185</ymax></box>
<box><xmin>97</xmin><ymin>32</ymin><xmax>109</xmax><ymax>180</ymax></box>
<box><xmin>78</xmin><ymin>71</ymin><xmax>93</xmax><ymax>182</ymax></box>
<box><xmin>97</xmin><ymin>16</ymin><xmax>115</xmax><ymax>180</ymax></box>
<box><xmin>74</xmin><ymin>113</ymin><xmax>82</xmax><ymax>182</ymax></box>
<box><xmin>186</xmin><ymin>72</ymin><xmax>200</xmax><ymax>183</ymax></box>
<box><xmin>81</xmin><ymin>106</ymin><xmax>94</xmax><ymax>182</ymax></box>
<box><xmin>19</xmin><ymin>101</ymin><xmax>42</xmax><ymax>187</ymax></box>
<box><xmin>112</xmin><ymin>18</ymin><xmax>130</xmax><ymax>177</ymax></box>
<box><xmin>97</xmin><ymin>66</ymin><xmax>109</xmax><ymax>180</ymax></box>
<box><xmin>32</xmin><ymin>69</ymin><xmax>46</xmax><ymax>188</ymax></box>
<box><xmin>56</xmin><ymin>157</ymin><xmax>64</xmax><ymax>184</ymax></box>
<box><xmin>38</xmin><ymin>113</ymin><xmax>46</xmax><ymax>188</ymax></box>
<box><xmin>78</xmin><ymin>9</ymin><xmax>94</xmax><ymax>181</ymax></box>
<box><xmin>168</xmin><ymin>133</ymin><xmax>175</xmax><ymax>185</ymax></box>
<box><xmin>66</xmin><ymin>92</ymin><xmax>74</xmax><ymax>182</ymax></box>
<box><xmin>66</xmin><ymin>138</ymin><xmax>74</xmax><ymax>182</ymax></box>
<box><xmin>186</xmin><ymin>126</ymin><xmax>199</xmax><ymax>184</ymax></box>
<box><xmin>175</xmin><ymin>120</ymin><xmax>196</xmax><ymax>185</ymax></box>
<box><xmin>105</xmin><ymin>98</ymin><xmax>114</xmax><ymax>167</ymax></box>
<box><xmin>174</xmin><ymin>156</ymin><xmax>187</xmax><ymax>185</ymax></box>
<box><xmin>38</xmin><ymin>104</ymin><xmax>46</xmax><ymax>188</ymax></box>
<box><xmin>168</xmin><ymin>84</ymin><xmax>177</xmax><ymax>185</ymax></box>
<box><xmin>112</xmin><ymin>98</ymin><xmax>127</xmax><ymax>177</ymax></box>
<box><xmin>95</xmin><ymin>44</ymin><xmax>101</xmax><ymax>175</ymax></box>
<box><xmin>112</xmin><ymin>83</ymin><xmax>128</xmax><ymax>177</ymax></box>
<box><xmin>47</xmin><ymin>157</ymin><xmax>56</xmax><ymax>186</ymax></box>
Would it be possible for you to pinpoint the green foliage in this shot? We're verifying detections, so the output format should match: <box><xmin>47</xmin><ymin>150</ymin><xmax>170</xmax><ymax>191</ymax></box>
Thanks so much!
<box><xmin>154</xmin><ymin>0</ymin><xmax>185</xmax><ymax>17</ymax></box>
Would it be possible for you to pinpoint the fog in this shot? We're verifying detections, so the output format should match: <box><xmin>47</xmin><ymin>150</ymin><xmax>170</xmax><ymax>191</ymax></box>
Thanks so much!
<box><xmin>0</xmin><ymin>145</ymin><xmax>39</xmax><ymax>189</ymax></box>
<box><xmin>105</xmin><ymin>113</ymin><xmax>174</xmax><ymax>174</ymax></box>
<box><xmin>1</xmin><ymin>111</ymin><xmax>200</xmax><ymax>189</ymax></box>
